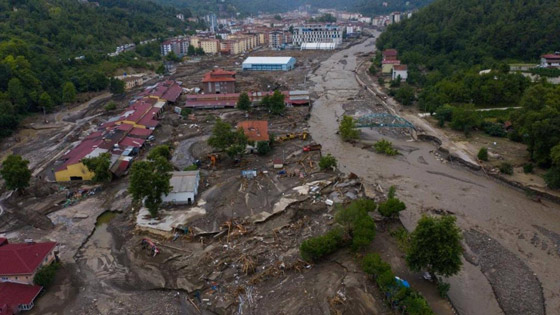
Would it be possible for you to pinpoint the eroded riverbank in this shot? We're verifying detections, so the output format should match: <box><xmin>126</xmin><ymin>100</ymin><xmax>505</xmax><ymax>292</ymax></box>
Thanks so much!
<box><xmin>308</xmin><ymin>35</ymin><xmax>560</xmax><ymax>314</ymax></box>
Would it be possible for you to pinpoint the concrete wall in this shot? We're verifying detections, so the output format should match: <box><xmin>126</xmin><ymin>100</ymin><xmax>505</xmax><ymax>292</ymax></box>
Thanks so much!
<box><xmin>162</xmin><ymin>192</ymin><xmax>196</xmax><ymax>205</ymax></box>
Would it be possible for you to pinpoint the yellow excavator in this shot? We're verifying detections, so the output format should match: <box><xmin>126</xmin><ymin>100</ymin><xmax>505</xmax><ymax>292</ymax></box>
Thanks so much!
<box><xmin>276</xmin><ymin>131</ymin><xmax>308</xmax><ymax>143</ymax></box>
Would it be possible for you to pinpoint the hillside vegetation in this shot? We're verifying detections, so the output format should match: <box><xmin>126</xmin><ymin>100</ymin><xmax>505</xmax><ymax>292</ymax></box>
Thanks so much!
<box><xmin>376</xmin><ymin>0</ymin><xmax>560</xmax><ymax>187</ymax></box>
<box><xmin>0</xmin><ymin>0</ymin><xmax>191</xmax><ymax>138</ymax></box>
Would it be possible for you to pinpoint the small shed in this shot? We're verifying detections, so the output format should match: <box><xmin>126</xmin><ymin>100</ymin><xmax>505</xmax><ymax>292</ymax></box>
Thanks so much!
<box><xmin>162</xmin><ymin>171</ymin><xmax>200</xmax><ymax>205</ymax></box>
<box><xmin>273</xmin><ymin>159</ymin><xmax>284</xmax><ymax>169</ymax></box>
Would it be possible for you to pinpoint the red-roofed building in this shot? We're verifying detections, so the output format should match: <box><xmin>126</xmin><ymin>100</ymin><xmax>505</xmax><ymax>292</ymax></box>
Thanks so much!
<box><xmin>0</xmin><ymin>239</ymin><xmax>57</xmax><ymax>285</ymax></box>
<box><xmin>392</xmin><ymin>64</ymin><xmax>408</xmax><ymax>81</ymax></box>
<box><xmin>0</xmin><ymin>282</ymin><xmax>42</xmax><ymax>313</ymax></box>
<box><xmin>237</xmin><ymin>121</ymin><xmax>269</xmax><ymax>143</ymax></box>
<box><xmin>202</xmin><ymin>69</ymin><xmax>236</xmax><ymax>94</ymax></box>
<box><xmin>541</xmin><ymin>53</ymin><xmax>560</xmax><ymax>68</ymax></box>
<box><xmin>382</xmin><ymin>49</ymin><xmax>398</xmax><ymax>61</ymax></box>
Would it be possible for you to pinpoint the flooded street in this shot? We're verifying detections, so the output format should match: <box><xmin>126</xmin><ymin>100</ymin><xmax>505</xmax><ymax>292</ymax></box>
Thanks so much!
<box><xmin>308</xmin><ymin>36</ymin><xmax>560</xmax><ymax>314</ymax></box>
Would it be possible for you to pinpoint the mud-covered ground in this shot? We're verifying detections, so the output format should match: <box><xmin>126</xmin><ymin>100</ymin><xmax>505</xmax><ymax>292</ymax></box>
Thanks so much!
<box><xmin>309</xmin><ymin>31</ymin><xmax>560</xmax><ymax>314</ymax></box>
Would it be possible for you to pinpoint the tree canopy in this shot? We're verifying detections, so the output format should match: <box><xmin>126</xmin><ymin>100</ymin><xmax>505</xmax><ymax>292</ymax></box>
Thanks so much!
<box><xmin>0</xmin><ymin>154</ymin><xmax>32</xmax><ymax>191</ymax></box>
<box><xmin>338</xmin><ymin>115</ymin><xmax>360</xmax><ymax>142</ymax></box>
<box><xmin>82</xmin><ymin>153</ymin><xmax>112</xmax><ymax>183</ymax></box>
<box><xmin>237</xmin><ymin>92</ymin><xmax>251</xmax><ymax>111</ymax></box>
<box><xmin>207</xmin><ymin>118</ymin><xmax>248</xmax><ymax>159</ymax></box>
<box><xmin>406</xmin><ymin>215</ymin><xmax>463</xmax><ymax>277</ymax></box>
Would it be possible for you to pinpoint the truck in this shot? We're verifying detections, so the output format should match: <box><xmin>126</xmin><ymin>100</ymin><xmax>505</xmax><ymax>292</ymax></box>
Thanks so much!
<box><xmin>303</xmin><ymin>143</ymin><xmax>322</xmax><ymax>152</ymax></box>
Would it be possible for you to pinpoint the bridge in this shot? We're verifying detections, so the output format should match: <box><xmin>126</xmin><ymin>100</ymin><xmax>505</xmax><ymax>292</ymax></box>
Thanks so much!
<box><xmin>355</xmin><ymin>113</ymin><xmax>415</xmax><ymax>129</ymax></box>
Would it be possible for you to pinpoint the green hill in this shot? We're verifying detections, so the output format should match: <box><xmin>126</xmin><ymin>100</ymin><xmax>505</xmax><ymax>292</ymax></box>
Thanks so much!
<box><xmin>0</xmin><ymin>0</ymin><xmax>191</xmax><ymax>138</ymax></box>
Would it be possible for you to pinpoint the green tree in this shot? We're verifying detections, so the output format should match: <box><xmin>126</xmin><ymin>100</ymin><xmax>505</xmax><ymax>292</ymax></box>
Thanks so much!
<box><xmin>406</xmin><ymin>215</ymin><xmax>463</xmax><ymax>278</ymax></box>
<box><xmin>62</xmin><ymin>82</ymin><xmax>77</xmax><ymax>104</ymax></box>
<box><xmin>256</xmin><ymin>141</ymin><xmax>271</xmax><ymax>155</ymax></box>
<box><xmin>128</xmin><ymin>157</ymin><xmax>172</xmax><ymax>218</ymax></box>
<box><xmin>378</xmin><ymin>198</ymin><xmax>406</xmax><ymax>218</ymax></box>
<box><xmin>335</xmin><ymin>199</ymin><xmax>377</xmax><ymax>251</ymax></box>
<box><xmin>394</xmin><ymin>85</ymin><xmax>415</xmax><ymax>106</ymax></box>
<box><xmin>181</xmin><ymin>108</ymin><xmax>192</xmax><ymax>117</ymax></box>
<box><xmin>104</xmin><ymin>102</ymin><xmax>117</xmax><ymax>111</ymax></box>
<box><xmin>0</xmin><ymin>154</ymin><xmax>31</xmax><ymax>191</ymax></box>
<box><xmin>450</xmin><ymin>105</ymin><xmax>481</xmax><ymax>136</ymax></box>
<box><xmin>82</xmin><ymin>153</ymin><xmax>112</xmax><ymax>183</ymax></box>
<box><xmin>499</xmin><ymin>162</ymin><xmax>513</xmax><ymax>175</ymax></box>
<box><xmin>208</xmin><ymin>118</ymin><xmax>234</xmax><ymax>151</ymax></box>
<box><xmin>147</xmin><ymin>144</ymin><xmax>172</xmax><ymax>161</ymax></box>
<box><xmin>237</xmin><ymin>92</ymin><xmax>251</xmax><ymax>111</ymax></box>
<box><xmin>477</xmin><ymin>147</ymin><xmax>488</xmax><ymax>161</ymax></box>
<box><xmin>166</xmin><ymin>51</ymin><xmax>181</xmax><ymax>62</ymax></box>
<box><xmin>187</xmin><ymin>44</ymin><xmax>196</xmax><ymax>56</ymax></box>
<box><xmin>300</xmin><ymin>227</ymin><xmax>346</xmax><ymax>262</ymax></box>
<box><xmin>109</xmin><ymin>78</ymin><xmax>125</xmax><ymax>94</ymax></box>
<box><xmin>267</xmin><ymin>90</ymin><xmax>286</xmax><ymax>115</ymax></box>
<box><xmin>33</xmin><ymin>263</ymin><xmax>60</xmax><ymax>288</ymax></box>
<box><xmin>156</xmin><ymin>63</ymin><xmax>165</xmax><ymax>75</ymax></box>
<box><xmin>339</xmin><ymin>115</ymin><xmax>360</xmax><ymax>142</ymax></box>
<box><xmin>544</xmin><ymin>167</ymin><xmax>560</xmax><ymax>189</ymax></box>
<box><xmin>195</xmin><ymin>47</ymin><xmax>205</xmax><ymax>55</ymax></box>
<box><xmin>319</xmin><ymin>154</ymin><xmax>337</xmax><ymax>170</ymax></box>
<box><xmin>39</xmin><ymin>91</ymin><xmax>54</xmax><ymax>114</ymax></box>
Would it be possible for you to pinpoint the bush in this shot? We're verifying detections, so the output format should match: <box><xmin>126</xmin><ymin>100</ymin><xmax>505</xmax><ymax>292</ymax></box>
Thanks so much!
<box><xmin>523</xmin><ymin>163</ymin><xmax>534</xmax><ymax>174</ymax></box>
<box><xmin>181</xmin><ymin>108</ymin><xmax>192</xmax><ymax>117</ymax></box>
<box><xmin>378</xmin><ymin>198</ymin><xmax>406</xmax><ymax>218</ymax></box>
<box><xmin>434</xmin><ymin>104</ymin><xmax>454</xmax><ymax>127</ymax></box>
<box><xmin>477</xmin><ymin>147</ymin><xmax>488</xmax><ymax>161</ymax></box>
<box><xmin>319</xmin><ymin>154</ymin><xmax>337</xmax><ymax>170</ymax></box>
<box><xmin>339</xmin><ymin>115</ymin><xmax>360</xmax><ymax>142</ymax></box>
<box><xmin>374</xmin><ymin>139</ymin><xmax>398</xmax><ymax>156</ymax></box>
<box><xmin>450</xmin><ymin>105</ymin><xmax>481</xmax><ymax>136</ymax></box>
<box><xmin>394</xmin><ymin>85</ymin><xmax>415</xmax><ymax>106</ymax></box>
<box><xmin>378</xmin><ymin>77</ymin><xmax>385</xmax><ymax>85</ymax></box>
<box><xmin>437</xmin><ymin>282</ymin><xmax>450</xmax><ymax>298</ymax></box>
<box><xmin>362</xmin><ymin>253</ymin><xmax>391</xmax><ymax>275</ymax></box>
<box><xmin>34</xmin><ymin>263</ymin><xmax>60</xmax><ymax>288</ymax></box>
<box><xmin>104</xmin><ymin>102</ymin><xmax>117</xmax><ymax>111</ymax></box>
<box><xmin>299</xmin><ymin>227</ymin><xmax>347</xmax><ymax>262</ymax></box>
<box><xmin>257</xmin><ymin>141</ymin><xmax>271</xmax><ymax>155</ymax></box>
<box><xmin>402</xmin><ymin>293</ymin><xmax>434</xmax><ymax>315</ymax></box>
<box><xmin>482</xmin><ymin>121</ymin><xmax>507</xmax><ymax>137</ymax></box>
<box><xmin>499</xmin><ymin>162</ymin><xmax>514</xmax><ymax>175</ymax></box>
<box><xmin>335</xmin><ymin>199</ymin><xmax>377</xmax><ymax>251</ymax></box>
<box><xmin>184</xmin><ymin>164</ymin><xmax>198</xmax><ymax>171</ymax></box>
<box><xmin>544</xmin><ymin>167</ymin><xmax>560</xmax><ymax>189</ymax></box>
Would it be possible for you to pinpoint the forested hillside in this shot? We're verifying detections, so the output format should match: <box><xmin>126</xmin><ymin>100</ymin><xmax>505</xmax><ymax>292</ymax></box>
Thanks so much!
<box><xmin>356</xmin><ymin>0</ymin><xmax>433</xmax><ymax>16</ymax></box>
<box><xmin>376</xmin><ymin>0</ymin><xmax>560</xmax><ymax>187</ymax></box>
<box><xmin>0</xmin><ymin>0</ymin><xmax>191</xmax><ymax>138</ymax></box>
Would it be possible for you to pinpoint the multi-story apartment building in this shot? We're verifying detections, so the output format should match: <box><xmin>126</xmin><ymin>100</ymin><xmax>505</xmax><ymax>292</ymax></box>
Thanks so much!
<box><xmin>160</xmin><ymin>38</ymin><xmax>189</xmax><ymax>56</ymax></box>
<box><xmin>292</xmin><ymin>24</ymin><xmax>342</xmax><ymax>46</ymax></box>
<box><xmin>199</xmin><ymin>39</ymin><xmax>220</xmax><ymax>54</ymax></box>
<box><xmin>268</xmin><ymin>31</ymin><xmax>292</xmax><ymax>48</ymax></box>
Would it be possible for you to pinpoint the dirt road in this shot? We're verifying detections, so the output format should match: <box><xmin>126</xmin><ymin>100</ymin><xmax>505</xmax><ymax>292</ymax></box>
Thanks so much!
<box><xmin>308</xmin><ymin>34</ymin><xmax>560</xmax><ymax>315</ymax></box>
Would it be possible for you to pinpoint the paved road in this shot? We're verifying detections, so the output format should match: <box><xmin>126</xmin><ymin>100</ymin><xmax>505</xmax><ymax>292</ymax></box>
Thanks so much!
<box><xmin>308</xmin><ymin>35</ymin><xmax>560</xmax><ymax>314</ymax></box>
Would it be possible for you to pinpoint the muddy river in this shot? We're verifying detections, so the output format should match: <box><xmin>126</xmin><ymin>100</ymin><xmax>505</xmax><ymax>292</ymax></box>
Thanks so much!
<box><xmin>308</xmin><ymin>35</ymin><xmax>560</xmax><ymax>315</ymax></box>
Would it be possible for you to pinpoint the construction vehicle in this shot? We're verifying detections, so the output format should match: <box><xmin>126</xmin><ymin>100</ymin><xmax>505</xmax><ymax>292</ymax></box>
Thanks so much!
<box><xmin>303</xmin><ymin>143</ymin><xmax>322</xmax><ymax>152</ymax></box>
<box><xmin>208</xmin><ymin>154</ymin><xmax>220</xmax><ymax>167</ymax></box>
<box><xmin>141</xmin><ymin>238</ymin><xmax>160</xmax><ymax>257</ymax></box>
<box><xmin>276</xmin><ymin>131</ymin><xmax>309</xmax><ymax>142</ymax></box>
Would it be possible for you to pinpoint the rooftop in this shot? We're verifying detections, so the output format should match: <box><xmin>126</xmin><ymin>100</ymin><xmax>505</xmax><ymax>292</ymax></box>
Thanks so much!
<box><xmin>242</xmin><ymin>57</ymin><xmax>295</xmax><ymax>65</ymax></box>
<box><xmin>0</xmin><ymin>282</ymin><xmax>42</xmax><ymax>310</ymax></box>
<box><xmin>383</xmin><ymin>49</ymin><xmax>398</xmax><ymax>56</ymax></box>
<box><xmin>237</xmin><ymin>120</ymin><xmax>269</xmax><ymax>142</ymax></box>
<box><xmin>202</xmin><ymin>69</ymin><xmax>236</xmax><ymax>83</ymax></box>
<box><xmin>0</xmin><ymin>240</ymin><xmax>57</xmax><ymax>275</ymax></box>
<box><xmin>169</xmin><ymin>171</ymin><xmax>200</xmax><ymax>193</ymax></box>
<box><xmin>542</xmin><ymin>53</ymin><xmax>560</xmax><ymax>59</ymax></box>
<box><xmin>394</xmin><ymin>65</ymin><xmax>408</xmax><ymax>71</ymax></box>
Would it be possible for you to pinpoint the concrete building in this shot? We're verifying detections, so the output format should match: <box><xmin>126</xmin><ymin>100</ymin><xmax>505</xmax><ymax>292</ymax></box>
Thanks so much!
<box><xmin>0</xmin><ymin>238</ymin><xmax>57</xmax><ymax>285</ymax></box>
<box><xmin>382</xmin><ymin>59</ymin><xmax>401</xmax><ymax>75</ymax></box>
<box><xmin>382</xmin><ymin>49</ymin><xmax>398</xmax><ymax>61</ymax></box>
<box><xmin>541</xmin><ymin>53</ymin><xmax>560</xmax><ymax>68</ymax></box>
<box><xmin>202</xmin><ymin>69</ymin><xmax>236</xmax><ymax>94</ymax></box>
<box><xmin>392</xmin><ymin>65</ymin><xmax>408</xmax><ymax>81</ymax></box>
<box><xmin>292</xmin><ymin>24</ymin><xmax>342</xmax><ymax>46</ymax></box>
<box><xmin>161</xmin><ymin>38</ymin><xmax>189</xmax><ymax>56</ymax></box>
<box><xmin>269</xmin><ymin>31</ymin><xmax>291</xmax><ymax>48</ymax></box>
<box><xmin>162</xmin><ymin>171</ymin><xmax>200</xmax><ymax>205</ymax></box>
<box><xmin>242</xmin><ymin>57</ymin><xmax>296</xmax><ymax>71</ymax></box>
<box><xmin>205</xmin><ymin>13</ymin><xmax>217</xmax><ymax>33</ymax></box>
<box><xmin>199</xmin><ymin>39</ymin><xmax>220</xmax><ymax>54</ymax></box>
<box><xmin>122</xmin><ymin>76</ymin><xmax>144</xmax><ymax>90</ymax></box>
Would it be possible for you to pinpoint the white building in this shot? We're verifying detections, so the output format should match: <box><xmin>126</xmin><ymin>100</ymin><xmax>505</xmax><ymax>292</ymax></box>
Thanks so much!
<box><xmin>292</xmin><ymin>24</ymin><xmax>342</xmax><ymax>46</ymax></box>
<box><xmin>162</xmin><ymin>171</ymin><xmax>200</xmax><ymax>205</ymax></box>
<box><xmin>392</xmin><ymin>65</ymin><xmax>408</xmax><ymax>81</ymax></box>
<box><xmin>301</xmin><ymin>42</ymin><xmax>336</xmax><ymax>50</ymax></box>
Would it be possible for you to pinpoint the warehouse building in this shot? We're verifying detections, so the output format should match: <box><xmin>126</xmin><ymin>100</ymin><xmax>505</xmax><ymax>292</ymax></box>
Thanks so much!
<box><xmin>301</xmin><ymin>42</ymin><xmax>336</xmax><ymax>50</ymax></box>
<box><xmin>242</xmin><ymin>57</ymin><xmax>296</xmax><ymax>71</ymax></box>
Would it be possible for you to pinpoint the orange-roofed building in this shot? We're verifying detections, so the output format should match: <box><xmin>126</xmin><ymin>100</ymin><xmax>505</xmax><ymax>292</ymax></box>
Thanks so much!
<box><xmin>237</xmin><ymin>121</ymin><xmax>269</xmax><ymax>144</ymax></box>
<box><xmin>202</xmin><ymin>69</ymin><xmax>236</xmax><ymax>94</ymax></box>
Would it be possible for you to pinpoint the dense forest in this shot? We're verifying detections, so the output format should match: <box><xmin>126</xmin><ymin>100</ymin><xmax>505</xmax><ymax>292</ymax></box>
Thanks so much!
<box><xmin>156</xmin><ymin>0</ymin><xmax>433</xmax><ymax>15</ymax></box>
<box><xmin>376</xmin><ymin>0</ymin><xmax>560</xmax><ymax>187</ymax></box>
<box><xmin>0</xmin><ymin>0</ymin><xmax>192</xmax><ymax>138</ymax></box>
